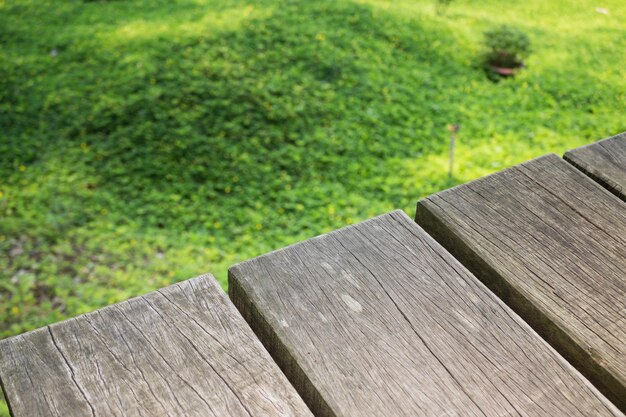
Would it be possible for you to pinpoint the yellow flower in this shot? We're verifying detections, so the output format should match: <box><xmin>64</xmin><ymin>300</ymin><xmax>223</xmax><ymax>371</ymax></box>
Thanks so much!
<box><xmin>315</xmin><ymin>33</ymin><xmax>326</xmax><ymax>42</ymax></box>
<box><xmin>11</xmin><ymin>306</ymin><xmax>20</xmax><ymax>315</ymax></box>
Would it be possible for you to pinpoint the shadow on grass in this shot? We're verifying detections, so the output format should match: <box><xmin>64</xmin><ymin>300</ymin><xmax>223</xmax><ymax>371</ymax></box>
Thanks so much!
<box><xmin>2</xmin><ymin>0</ymin><xmax>475</xmax><ymax>236</ymax></box>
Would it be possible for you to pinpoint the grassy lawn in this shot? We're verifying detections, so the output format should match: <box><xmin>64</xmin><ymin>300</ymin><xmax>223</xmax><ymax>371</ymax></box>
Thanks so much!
<box><xmin>0</xmin><ymin>0</ymin><xmax>624</xmax><ymax>412</ymax></box>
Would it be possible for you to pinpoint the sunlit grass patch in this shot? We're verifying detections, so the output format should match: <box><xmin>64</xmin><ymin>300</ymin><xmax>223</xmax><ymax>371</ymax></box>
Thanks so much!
<box><xmin>0</xmin><ymin>2</ymin><xmax>624</xmax><ymax>414</ymax></box>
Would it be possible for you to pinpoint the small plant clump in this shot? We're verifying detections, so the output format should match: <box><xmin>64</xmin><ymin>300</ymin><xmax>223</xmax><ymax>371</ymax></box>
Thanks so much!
<box><xmin>483</xmin><ymin>25</ymin><xmax>531</xmax><ymax>76</ymax></box>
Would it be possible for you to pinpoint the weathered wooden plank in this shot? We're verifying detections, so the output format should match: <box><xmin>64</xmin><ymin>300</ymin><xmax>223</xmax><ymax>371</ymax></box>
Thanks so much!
<box><xmin>564</xmin><ymin>132</ymin><xmax>626</xmax><ymax>201</ymax></box>
<box><xmin>416</xmin><ymin>154</ymin><xmax>626</xmax><ymax>412</ymax></box>
<box><xmin>0</xmin><ymin>274</ymin><xmax>313</xmax><ymax>417</ymax></box>
<box><xmin>229</xmin><ymin>210</ymin><xmax>623</xmax><ymax>417</ymax></box>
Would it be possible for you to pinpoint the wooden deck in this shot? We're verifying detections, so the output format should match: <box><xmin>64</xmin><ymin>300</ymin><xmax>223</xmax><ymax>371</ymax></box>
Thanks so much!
<box><xmin>0</xmin><ymin>133</ymin><xmax>624</xmax><ymax>416</ymax></box>
<box><xmin>230</xmin><ymin>210</ymin><xmax>621</xmax><ymax>416</ymax></box>
<box><xmin>564</xmin><ymin>132</ymin><xmax>626</xmax><ymax>201</ymax></box>
<box><xmin>0</xmin><ymin>275</ymin><xmax>312</xmax><ymax>417</ymax></box>
<box><xmin>415</xmin><ymin>153</ymin><xmax>626</xmax><ymax>410</ymax></box>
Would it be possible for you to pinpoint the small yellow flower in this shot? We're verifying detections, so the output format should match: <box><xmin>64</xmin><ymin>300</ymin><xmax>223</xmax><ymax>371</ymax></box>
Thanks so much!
<box><xmin>18</xmin><ymin>165</ymin><xmax>26</xmax><ymax>172</ymax></box>
<box><xmin>315</xmin><ymin>33</ymin><xmax>326</xmax><ymax>42</ymax></box>
<box><xmin>11</xmin><ymin>306</ymin><xmax>20</xmax><ymax>315</ymax></box>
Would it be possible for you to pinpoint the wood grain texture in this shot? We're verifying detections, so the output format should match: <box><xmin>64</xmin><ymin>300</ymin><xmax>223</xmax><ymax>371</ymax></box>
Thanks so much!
<box><xmin>229</xmin><ymin>210</ymin><xmax>623</xmax><ymax>417</ymax></box>
<box><xmin>416</xmin><ymin>154</ymin><xmax>626</xmax><ymax>411</ymax></box>
<box><xmin>564</xmin><ymin>132</ymin><xmax>626</xmax><ymax>201</ymax></box>
<box><xmin>0</xmin><ymin>274</ymin><xmax>312</xmax><ymax>417</ymax></box>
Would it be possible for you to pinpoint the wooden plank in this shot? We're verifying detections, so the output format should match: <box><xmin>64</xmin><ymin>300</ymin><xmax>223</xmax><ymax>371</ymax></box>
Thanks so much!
<box><xmin>229</xmin><ymin>210</ymin><xmax>623</xmax><ymax>417</ymax></box>
<box><xmin>0</xmin><ymin>274</ymin><xmax>313</xmax><ymax>417</ymax></box>
<box><xmin>564</xmin><ymin>132</ymin><xmax>626</xmax><ymax>201</ymax></box>
<box><xmin>416</xmin><ymin>154</ymin><xmax>626</xmax><ymax>412</ymax></box>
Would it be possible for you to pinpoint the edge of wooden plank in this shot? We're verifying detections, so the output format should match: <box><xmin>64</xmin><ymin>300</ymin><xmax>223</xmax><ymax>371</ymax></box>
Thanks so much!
<box><xmin>0</xmin><ymin>273</ymin><xmax>211</xmax><ymax>346</ymax></box>
<box><xmin>0</xmin><ymin>274</ymin><xmax>216</xmax><ymax>417</ymax></box>
<box><xmin>0</xmin><ymin>277</ymin><xmax>186</xmax><ymax>417</ymax></box>
<box><xmin>229</xmin><ymin>274</ymin><xmax>334</xmax><ymax>417</ymax></box>
<box><xmin>563</xmin><ymin>132</ymin><xmax>626</xmax><ymax>202</ymax></box>
<box><xmin>228</xmin><ymin>210</ymin><xmax>408</xmax><ymax>417</ymax></box>
<box><xmin>414</xmin><ymin>155</ymin><xmax>626</xmax><ymax>412</ymax></box>
<box><xmin>0</xmin><ymin>351</ymin><xmax>15</xmax><ymax>417</ymax></box>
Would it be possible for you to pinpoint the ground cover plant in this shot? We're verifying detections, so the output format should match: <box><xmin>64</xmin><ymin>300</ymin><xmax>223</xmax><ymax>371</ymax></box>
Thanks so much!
<box><xmin>0</xmin><ymin>0</ymin><xmax>625</xmax><ymax>413</ymax></box>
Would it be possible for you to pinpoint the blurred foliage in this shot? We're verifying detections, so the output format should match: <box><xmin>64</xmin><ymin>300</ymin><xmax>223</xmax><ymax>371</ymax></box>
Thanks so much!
<box><xmin>0</xmin><ymin>0</ymin><xmax>625</xmax><ymax>412</ymax></box>
<box><xmin>435</xmin><ymin>0</ymin><xmax>456</xmax><ymax>16</ymax></box>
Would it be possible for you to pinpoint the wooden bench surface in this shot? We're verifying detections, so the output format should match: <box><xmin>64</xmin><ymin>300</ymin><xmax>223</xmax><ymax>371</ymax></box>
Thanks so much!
<box><xmin>564</xmin><ymin>132</ymin><xmax>626</xmax><ymax>201</ymax></box>
<box><xmin>229</xmin><ymin>210</ymin><xmax>622</xmax><ymax>417</ymax></box>
<box><xmin>416</xmin><ymin>154</ymin><xmax>626</xmax><ymax>411</ymax></box>
<box><xmin>0</xmin><ymin>274</ymin><xmax>312</xmax><ymax>417</ymax></box>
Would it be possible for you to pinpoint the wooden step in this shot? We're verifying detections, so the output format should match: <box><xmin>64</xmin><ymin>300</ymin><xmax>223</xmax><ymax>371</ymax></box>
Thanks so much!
<box><xmin>564</xmin><ymin>132</ymin><xmax>626</xmax><ymax>201</ymax></box>
<box><xmin>0</xmin><ymin>274</ymin><xmax>312</xmax><ymax>417</ymax></box>
<box><xmin>229</xmin><ymin>210</ymin><xmax>622</xmax><ymax>417</ymax></box>
<box><xmin>416</xmin><ymin>154</ymin><xmax>626</xmax><ymax>411</ymax></box>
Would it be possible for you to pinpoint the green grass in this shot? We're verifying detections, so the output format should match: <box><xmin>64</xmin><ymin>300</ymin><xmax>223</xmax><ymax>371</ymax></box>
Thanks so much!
<box><xmin>0</xmin><ymin>0</ymin><xmax>625</xmax><ymax>412</ymax></box>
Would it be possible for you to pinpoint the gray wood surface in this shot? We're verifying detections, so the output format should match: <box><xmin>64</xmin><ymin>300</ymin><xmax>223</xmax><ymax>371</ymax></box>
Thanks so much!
<box><xmin>0</xmin><ymin>274</ymin><xmax>312</xmax><ymax>417</ymax></box>
<box><xmin>564</xmin><ymin>132</ymin><xmax>626</xmax><ymax>201</ymax></box>
<box><xmin>229</xmin><ymin>210</ymin><xmax>623</xmax><ymax>417</ymax></box>
<box><xmin>416</xmin><ymin>154</ymin><xmax>626</xmax><ymax>412</ymax></box>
